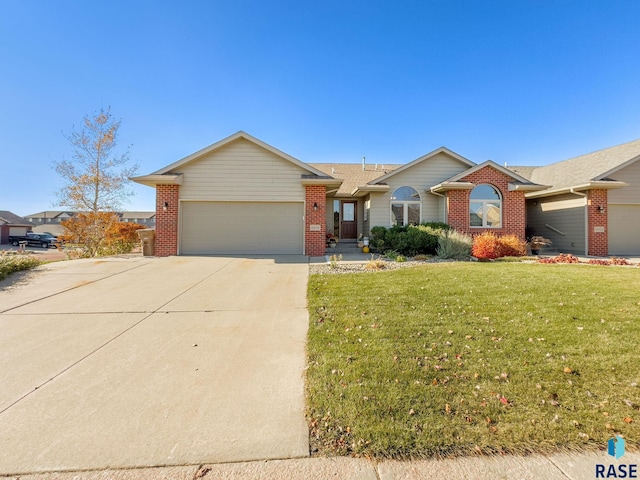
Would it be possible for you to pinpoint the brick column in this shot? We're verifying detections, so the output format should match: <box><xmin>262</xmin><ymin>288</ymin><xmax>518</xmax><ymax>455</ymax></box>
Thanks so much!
<box><xmin>305</xmin><ymin>185</ymin><xmax>326</xmax><ymax>256</ymax></box>
<box><xmin>155</xmin><ymin>184</ymin><xmax>180</xmax><ymax>256</ymax></box>
<box><xmin>587</xmin><ymin>189</ymin><xmax>608</xmax><ymax>257</ymax></box>
<box><xmin>447</xmin><ymin>190</ymin><xmax>470</xmax><ymax>235</ymax></box>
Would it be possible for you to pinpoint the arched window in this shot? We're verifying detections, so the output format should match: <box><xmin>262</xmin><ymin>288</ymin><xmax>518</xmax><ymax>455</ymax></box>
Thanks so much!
<box><xmin>391</xmin><ymin>186</ymin><xmax>421</xmax><ymax>226</ymax></box>
<box><xmin>470</xmin><ymin>184</ymin><xmax>502</xmax><ymax>228</ymax></box>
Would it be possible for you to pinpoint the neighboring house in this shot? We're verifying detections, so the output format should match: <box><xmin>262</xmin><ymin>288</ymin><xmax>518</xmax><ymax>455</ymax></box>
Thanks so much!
<box><xmin>508</xmin><ymin>139</ymin><xmax>640</xmax><ymax>256</ymax></box>
<box><xmin>0</xmin><ymin>211</ymin><xmax>33</xmax><ymax>244</ymax></box>
<box><xmin>120</xmin><ymin>212</ymin><xmax>156</xmax><ymax>227</ymax></box>
<box><xmin>132</xmin><ymin>131</ymin><xmax>640</xmax><ymax>257</ymax></box>
<box><xmin>25</xmin><ymin>211</ymin><xmax>75</xmax><ymax>237</ymax></box>
<box><xmin>25</xmin><ymin>211</ymin><xmax>156</xmax><ymax>233</ymax></box>
<box><xmin>24</xmin><ymin>211</ymin><xmax>75</xmax><ymax>226</ymax></box>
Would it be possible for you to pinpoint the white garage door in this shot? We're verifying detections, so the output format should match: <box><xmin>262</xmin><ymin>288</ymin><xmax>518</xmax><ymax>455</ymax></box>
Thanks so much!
<box><xmin>181</xmin><ymin>202</ymin><xmax>304</xmax><ymax>255</ymax></box>
<box><xmin>9</xmin><ymin>227</ymin><xmax>28</xmax><ymax>236</ymax></box>
<box><xmin>608</xmin><ymin>204</ymin><xmax>640</xmax><ymax>255</ymax></box>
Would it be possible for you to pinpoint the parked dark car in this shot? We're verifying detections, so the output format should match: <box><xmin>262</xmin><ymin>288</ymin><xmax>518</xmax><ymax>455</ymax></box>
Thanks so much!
<box><xmin>9</xmin><ymin>232</ymin><xmax>60</xmax><ymax>248</ymax></box>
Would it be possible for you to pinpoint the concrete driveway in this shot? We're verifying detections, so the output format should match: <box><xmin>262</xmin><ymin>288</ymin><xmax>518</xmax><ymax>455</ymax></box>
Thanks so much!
<box><xmin>0</xmin><ymin>255</ymin><xmax>310</xmax><ymax>475</ymax></box>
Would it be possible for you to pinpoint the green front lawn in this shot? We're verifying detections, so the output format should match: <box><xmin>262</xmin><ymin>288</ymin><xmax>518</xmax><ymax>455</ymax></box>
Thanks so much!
<box><xmin>306</xmin><ymin>262</ymin><xmax>640</xmax><ymax>458</ymax></box>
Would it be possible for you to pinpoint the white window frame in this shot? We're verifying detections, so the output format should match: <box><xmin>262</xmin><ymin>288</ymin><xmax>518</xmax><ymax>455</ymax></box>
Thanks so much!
<box><xmin>470</xmin><ymin>184</ymin><xmax>502</xmax><ymax>228</ymax></box>
<box><xmin>390</xmin><ymin>186</ymin><xmax>422</xmax><ymax>226</ymax></box>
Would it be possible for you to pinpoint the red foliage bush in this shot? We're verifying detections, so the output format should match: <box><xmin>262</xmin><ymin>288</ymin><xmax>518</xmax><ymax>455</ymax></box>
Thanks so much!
<box><xmin>472</xmin><ymin>232</ymin><xmax>502</xmax><ymax>259</ymax></box>
<box><xmin>498</xmin><ymin>234</ymin><xmax>527</xmax><ymax>257</ymax></box>
<box><xmin>472</xmin><ymin>232</ymin><xmax>527</xmax><ymax>260</ymax></box>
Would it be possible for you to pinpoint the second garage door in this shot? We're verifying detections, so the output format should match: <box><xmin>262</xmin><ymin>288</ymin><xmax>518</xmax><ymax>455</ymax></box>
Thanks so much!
<box><xmin>180</xmin><ymin>201</ymin><xmax>304</xmax><ymax>255</ymax></box>
<box><xmin>608</xmin><ymin>204</ymin><xmax>640</xmax><ymax>255</ymax></box>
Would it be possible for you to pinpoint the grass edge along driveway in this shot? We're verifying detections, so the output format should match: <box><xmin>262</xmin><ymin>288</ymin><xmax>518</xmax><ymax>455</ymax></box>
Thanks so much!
<box><xmin>306</xmin><ymin>262</ymin><xmax>640</xmax><ymax>458</ymax></box>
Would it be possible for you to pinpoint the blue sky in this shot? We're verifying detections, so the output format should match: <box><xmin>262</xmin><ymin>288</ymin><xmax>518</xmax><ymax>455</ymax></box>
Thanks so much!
<box><xmin>1</xmin><ymin>1</ymin><xmax>639</xmax><ymax>215</ymax></box>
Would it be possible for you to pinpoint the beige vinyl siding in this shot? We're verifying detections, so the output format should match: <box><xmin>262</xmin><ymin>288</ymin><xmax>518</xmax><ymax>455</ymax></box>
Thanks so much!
<box><xmin>526</xmin><ymin>194</ymin><xmax>586</xmax><ymax>254</ymax></box>
<box><xmin>175</xmin><ymin>138</ymin><xmax>307</xmax><ymax>201</ymax></box>
<box><xmin>363</xmin><ymin>195</ymin><xmax>371</xmax><ymax>236</ymax></box>
<box><xmin>369</xmin><ymin>153</ymin><xmax>468</xmax><ymax>227</ymax></box>
<box><xmin>608</xmin><ymin>159</ymin><xmax>640</xmax><ymax>204</ymax></box>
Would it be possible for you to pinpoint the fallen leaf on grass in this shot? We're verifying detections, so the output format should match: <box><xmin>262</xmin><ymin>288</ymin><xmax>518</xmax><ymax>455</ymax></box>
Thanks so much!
<box><xmin>623</xmin><ymin>417</ymin><xmax>634</xmax><ymax>423</ymax></box>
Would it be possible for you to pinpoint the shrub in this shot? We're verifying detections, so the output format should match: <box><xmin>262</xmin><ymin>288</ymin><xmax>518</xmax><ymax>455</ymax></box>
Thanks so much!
<box><xmin>396</xmin><ymin>255</ymin><xmax>407</xmax><ymax>263</ymax></box>
<box><xmin>498</xmin><ymin>234</ymin><xmax>527</xmax><ymax>257</ymax></box>
<box><xmin>412</xmin><ymin>254</ymin><xmax>431</xmax><ymax>261</ymax></box>
<box><xmin>421</xmin><ymin>221</ymin><xmax>452</xmax><ymax>231</ymax></box>
<box><xmin>471</xmin><ymin>232</ymin><xmax>502</xmax><ymax>259</ymax></box>
<box><xmin>365</xmin><ymin>256</ymin><xmax>386</xmax><ymax>270</ymax></box>
<box><xmin>370</xmin><ymin>226</ymin><xmax>388</xmax><ymax>252</ymax></box>
<box><xmin>329</xmin><ymin>254</ymin><xmax>343</xmax><ymax>269</ymax></box>
<box><xmin>437</xmin><ymin>230</ymin><xmax>472</xmax><ymax>260</ymax></box>
<box><xmin>472</xmin><ymin>232</ymin><xmax>527</xmax><ymax>260</ymax></box>
<box><xmin>0</xmin><ymin>252</ymin><xmax>41</xmax><ymax>281</ymax></box>
<box><xmin>368</xmin><ymin>223</ymin><xmax>450</xmax><ymax>256</ymax></box>
<box><xmin>61</xmin><ymin>213</ymin><xmax>146</xmax><ymax>257</ymax></box>
<box><xmin>385</xmin><ymin>249</ymin><xmax>401</xmax><ymax>261</ymax></box>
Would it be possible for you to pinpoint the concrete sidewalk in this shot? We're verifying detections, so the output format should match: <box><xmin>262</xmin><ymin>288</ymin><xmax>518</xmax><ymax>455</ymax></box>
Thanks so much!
<box><xmin>5</xmin><ymin>451</ymin><xmax>639</xmax><ymax>479</ymax></box>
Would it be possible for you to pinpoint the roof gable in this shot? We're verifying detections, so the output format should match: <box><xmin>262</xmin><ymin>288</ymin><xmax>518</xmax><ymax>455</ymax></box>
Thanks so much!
<box><xmin>153</xmin><ymin>131</ymin><xmax>329</xmax><ymax>178</ymax></box>
<box><xmin>370</xmin><ymin>147</ymin><xmax>475</xmax><ymax>185</ymax></box>
<box><xmin>446</xmin><ymin>160</ymin><xmax>534</xmax><ymax>184</ymax></box>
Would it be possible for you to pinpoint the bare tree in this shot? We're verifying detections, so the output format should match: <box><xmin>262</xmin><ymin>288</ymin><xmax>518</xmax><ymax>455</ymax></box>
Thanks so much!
<box><xmin>55</xmin><ymin>107</ymin><xmax>138</xmax><ymax>212</ymax></box>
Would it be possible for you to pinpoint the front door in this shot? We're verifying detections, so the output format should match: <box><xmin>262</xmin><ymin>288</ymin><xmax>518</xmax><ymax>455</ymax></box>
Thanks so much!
<box><xmin>340</xmin><ymin>201</ymin><xmax>357</xmax><ymax>239</ymax></box>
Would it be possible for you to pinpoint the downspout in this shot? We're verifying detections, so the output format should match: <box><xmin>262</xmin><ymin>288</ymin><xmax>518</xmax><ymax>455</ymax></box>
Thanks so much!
<box><xmin>430</xmin><ymin>190</ymin><xmax>447</xmax><ymax>223</ymax></box>
<box><xmin>570</xmin><ymin>188</ymin><xmax>588</xmax><ymax>256</ymax></box>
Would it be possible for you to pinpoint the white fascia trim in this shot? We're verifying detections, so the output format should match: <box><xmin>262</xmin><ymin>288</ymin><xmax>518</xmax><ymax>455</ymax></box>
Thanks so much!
<box><xmin>524</xmin><ymin>181</ymin><xmax>629</xmax><ymax>199</ymax></box>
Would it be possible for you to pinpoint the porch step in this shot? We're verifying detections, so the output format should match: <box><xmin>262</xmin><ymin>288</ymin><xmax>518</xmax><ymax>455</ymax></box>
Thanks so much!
<box><xmin>326</xmin><ymin>241</ymin><xmax>364</xmax><ymax>255</ymax></box>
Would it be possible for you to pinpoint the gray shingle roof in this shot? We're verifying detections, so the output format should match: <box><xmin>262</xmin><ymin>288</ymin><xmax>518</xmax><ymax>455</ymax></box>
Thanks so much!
<box><xmin>0</xmin><ymin>211</ymin><xmax>33</xmax><ymax>225</ymax></box>
<box><xmin>508</xmin><ymin>139</ymin><xmax>640</xmax><ymax>190</ymax></box>
<box><xmin>309</xmin><ymin>163</ymin><xmax>401</xmax><ymax>196</ymax></box>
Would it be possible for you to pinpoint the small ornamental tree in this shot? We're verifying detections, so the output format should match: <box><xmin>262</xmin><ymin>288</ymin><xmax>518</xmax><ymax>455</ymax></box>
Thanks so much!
<box><xmin>54</xmin><ymin>107</ymin><xmax>139</xmax><ymax>257</ymax></box>
<box><xmin>55</xmin><ymin>107</ymin><xmax>138</xmax><ymax>213</ymax></box>
<box><xmin>60</xmin><ymin>212</ymin><xmax>120</xmax><ymax>258</ymax></box>
<box><xmin>60</xmin><ymin>213</ymin><xmax>145</xmax><ymax>258</ymax></box>
<box><xmin>103</xmin><ymin>221</ymin><xmax>146</xmax><ymax>255</ymax></box>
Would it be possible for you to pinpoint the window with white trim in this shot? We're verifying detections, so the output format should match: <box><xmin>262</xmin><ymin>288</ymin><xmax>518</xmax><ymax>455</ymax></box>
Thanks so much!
<box><xmin>391</xmin><ymin>186</ymin><xmax>421</xmax><ymax>226</ymax></box>
<box><xmin>470</xmin><ymin>184</ymin><xmax>502</xmax><ymax>228</ymax></box>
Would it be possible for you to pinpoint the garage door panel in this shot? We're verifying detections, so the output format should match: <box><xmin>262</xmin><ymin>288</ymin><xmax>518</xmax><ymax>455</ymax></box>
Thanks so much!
<box><xmin>181</xmin><ymin>202</ymin><xmax>303</xmax><ymax>255</ymax></box>
<box><xmin>609</xmin><ymin>205</ymin><xmax>640</xmax><ymax>255</ymax></box>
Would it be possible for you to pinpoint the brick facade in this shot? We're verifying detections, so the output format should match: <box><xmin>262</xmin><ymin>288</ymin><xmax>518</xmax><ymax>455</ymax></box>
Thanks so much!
<box><xmin>447</xmin><ymin>166</ymin><xmax>526</xmax><ymax>239</ymax></box>
<box><xmin>305</xmin><ymin>185</ymin><xmax>326</xmax><ymax>256</ymax></box>
<box><xmin>586</xmin><ymin>189</ymin><xmax>608</xmax><ymax>256</ymax></box>
<box><xmin>155</xmin><ymin>184</ymin><xmax>180</xmax><ymax>256</ymax></box>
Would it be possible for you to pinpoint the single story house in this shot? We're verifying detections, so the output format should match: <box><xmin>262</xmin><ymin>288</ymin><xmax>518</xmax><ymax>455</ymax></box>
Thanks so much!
<box><xmin>0</xmin><ymin>211</ymin><xmax>33</xmax><ymax>244</ymax></box>
<box><xmin>132</xmin><ymin>131</ymin><xmax>640</xmax><ymax>257</ymax></box>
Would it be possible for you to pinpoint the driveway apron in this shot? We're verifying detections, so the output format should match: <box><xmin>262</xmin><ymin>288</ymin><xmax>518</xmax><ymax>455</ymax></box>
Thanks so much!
<box><xmin>0</xmin><ymin>256</ymin><xmax>310</xmax><ymax>474</ymax></box>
